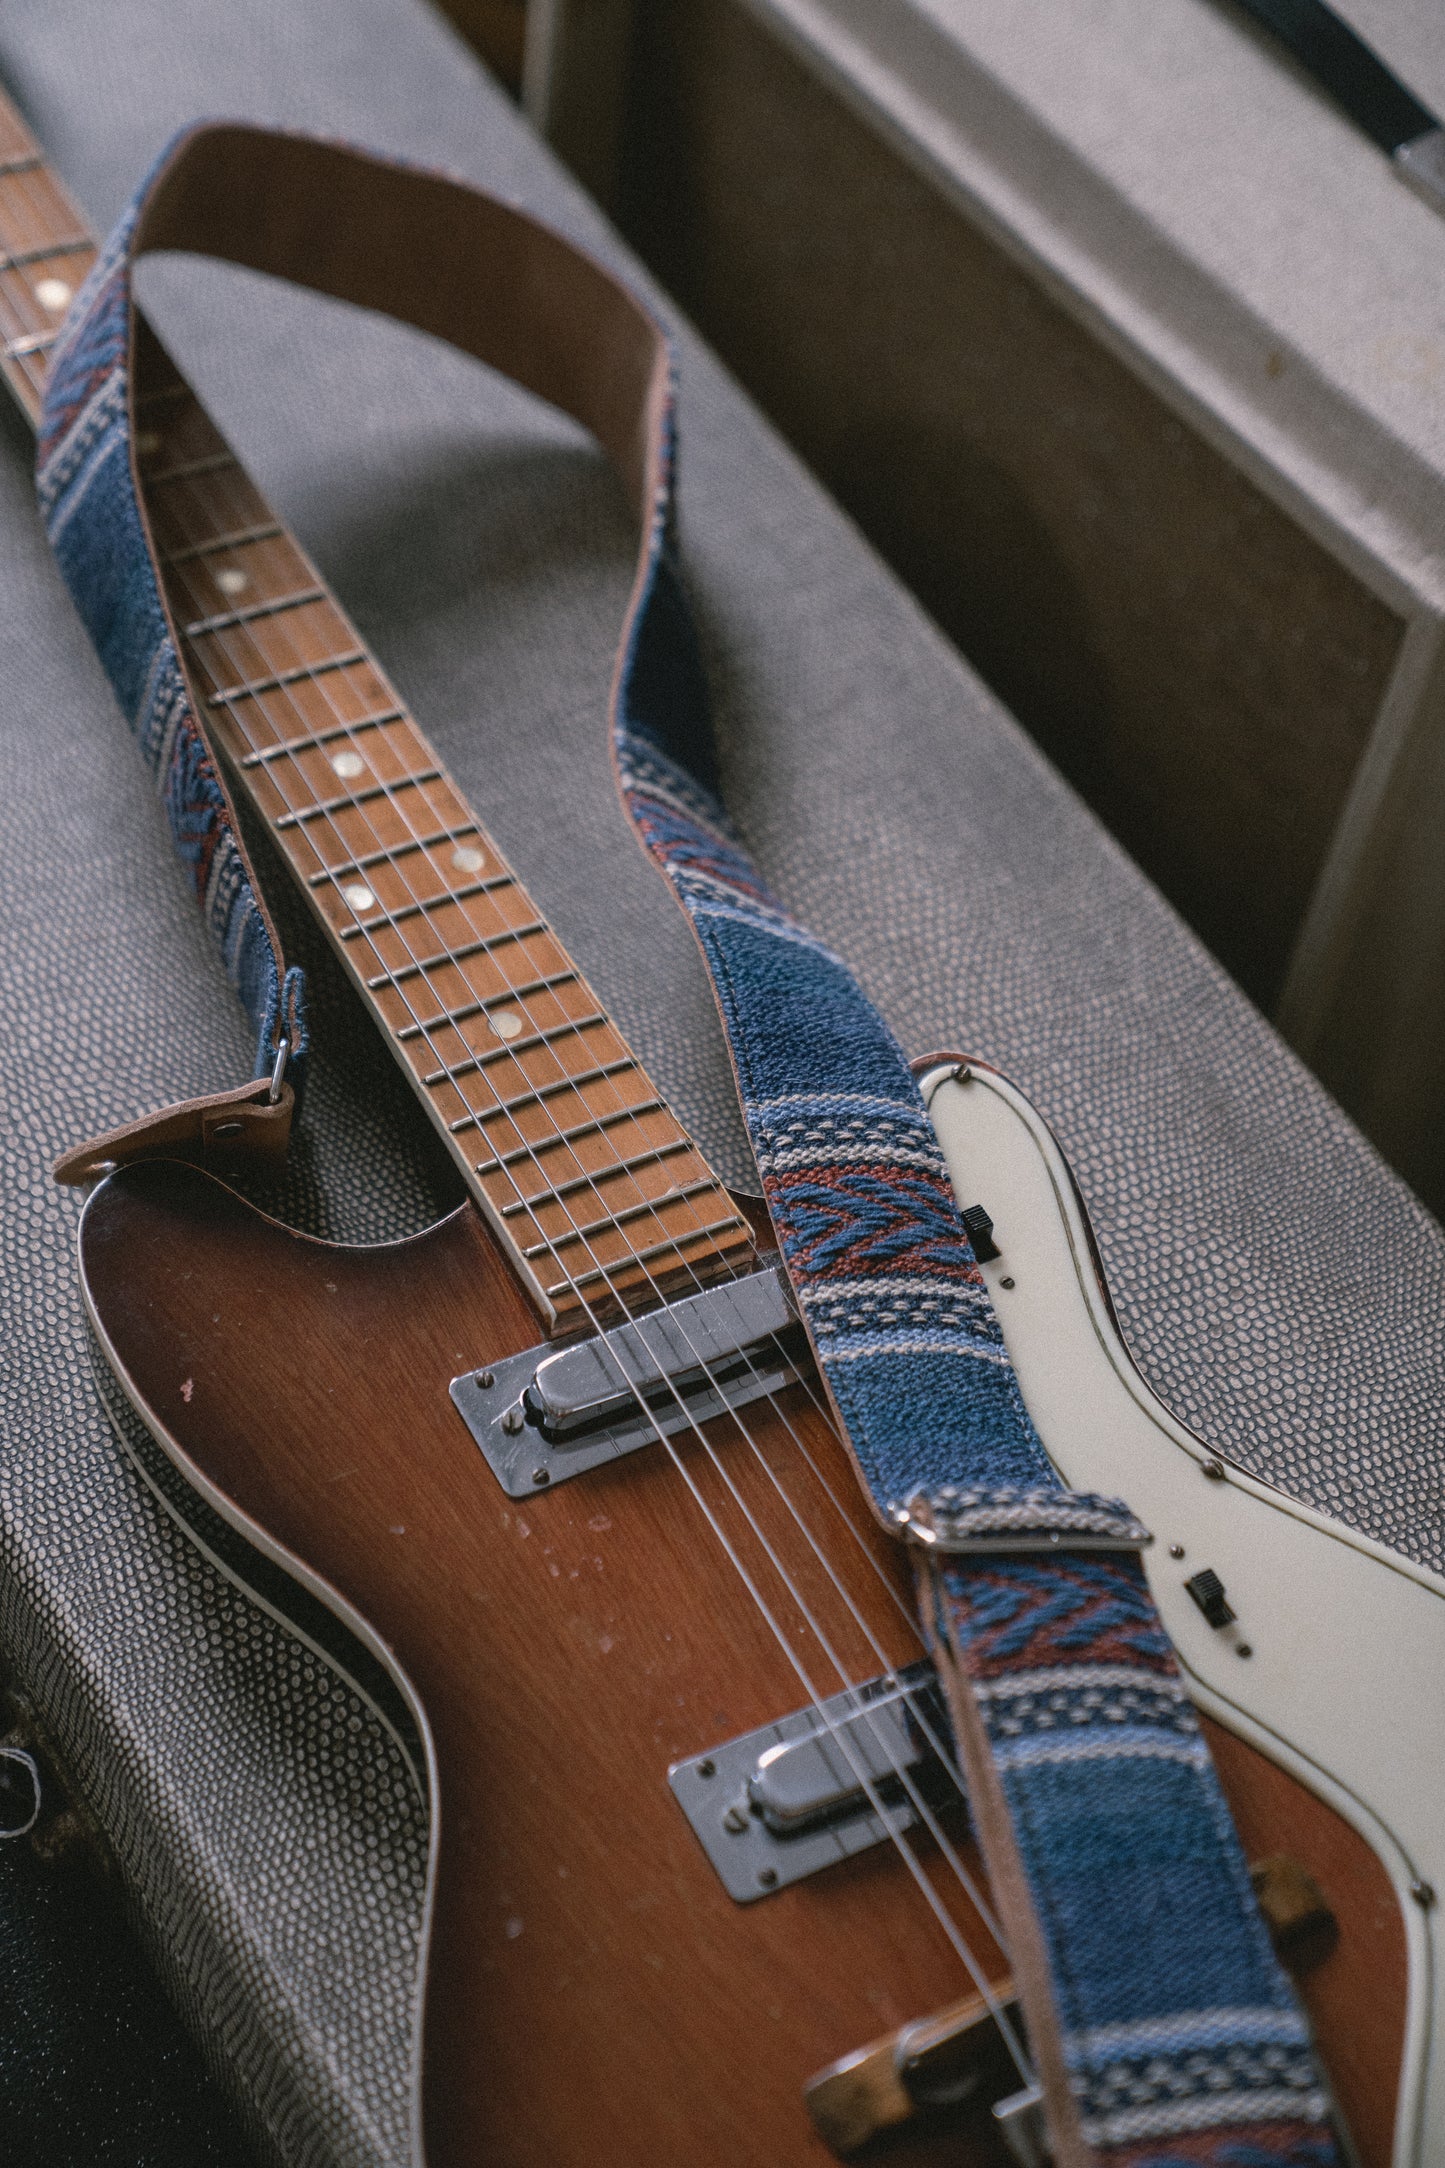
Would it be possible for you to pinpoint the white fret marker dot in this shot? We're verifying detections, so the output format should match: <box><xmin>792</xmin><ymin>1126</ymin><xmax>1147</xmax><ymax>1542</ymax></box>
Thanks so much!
<box><xmin>35</xmin><ymin>277</ymin><xmax>72</xmax><ymax>313</ymax></box>
<box><xmin>134</xmin><ymin>429</ymin><xmax>161</xmax><ymax>457</ymax></box>
<box><xmin>452</xmin><ymin>844</ymin><xmax>486</xmax><ymax>875</ymax></box>
<box><xmin>342</xmin><ymin>883</ymin><xmax>374</xmax><ymax>912</ymax></box>
<box><xmin>331</xmin><ymin>751</ymin><xmax>365</xmax><ymax>779</ymax></box>
<box><xmin>490</xmin><ymin>1010</ymin><xmax>523</xmax><ymax>1041</ymax></box>
<box><xmin>216</xmin><ymin>568</ymin><xmax>248</xmax><ymax>597</ymax></box>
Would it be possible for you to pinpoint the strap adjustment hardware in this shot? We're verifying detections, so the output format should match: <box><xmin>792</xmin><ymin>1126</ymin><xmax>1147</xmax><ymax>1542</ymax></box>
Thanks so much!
<box><xmin>888</xmin><ymin>1486</ymin><xmax>1153</xmax><ymax>1554</ymax></box>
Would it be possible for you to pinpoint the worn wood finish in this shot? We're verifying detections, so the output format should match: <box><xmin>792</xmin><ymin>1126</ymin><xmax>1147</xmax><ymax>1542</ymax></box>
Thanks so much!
<box><xmin>82</xmin><ymin>1164</ymin><xmax>1406</xmax><ymax>2165</ymax></box>
<box><xmin>82</xmin><ymin>1162</ymin><xmax>1010</xmax><ymax>2166</ymax></box>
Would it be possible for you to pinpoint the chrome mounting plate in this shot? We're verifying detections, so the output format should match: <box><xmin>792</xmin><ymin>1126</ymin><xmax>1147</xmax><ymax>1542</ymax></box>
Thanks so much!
<box><xmin>450</xmin><ymin>1263</ymin><xmax>805</xmax><ymax>1498</ymax></box>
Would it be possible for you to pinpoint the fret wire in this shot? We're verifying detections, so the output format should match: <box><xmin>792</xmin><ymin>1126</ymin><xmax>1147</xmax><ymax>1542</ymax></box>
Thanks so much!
<box><xmin>0</xmin><ymin>235</ymin><xmax>90</xmax><ymax>270</ymax></box>
<box><xmin>146</xmin><ymin>442</ymin><xmax>717</xmax><ymax>1281</ymax></box>
<box><xmin>140</xmin><ymin>436</ymin><xmax>955</xmax><ymax>1950</ymax></box>
<box><xmin>164</xmin><ymin>519</ymin><xmax>284</xmax><ymax>565</ymax></box>
<box><xmin>305</xmin><ymin>822</ymin><xmax>478</xmax><ymax>883</ymax></box>
<box><xmin>185</xmin><ymin>585</ymin><xmax>328</xmax><ymax>639</ymax></box>
<box><xmin>10</xmin><ymin>176</ymin><xmax>945</xmax><ymax>1792</ymax></box>
<box><xmin>500</xmin><ymin>1137</ymin><xmax>692</xmax><ymax>1218</ymax></box>
<box><xmin>393</xmin><ymin>967</ymin><xmax>577</xmax><ymax>1042</ymax></box>
<box><xmin>208</xmin><ymin>648</ymin><xmax>368</xmax><ymax>708</ymax></box>
<box><xmin>0</xmin><ymin>154</ymin><xmax>42</xmax><ymax>178</ymax></box>
<box><xmin>551</xmin><ymin>1213</ymin><xmax>750</xmax><ymax>1299</ymax></box>
<box><xmin>420</xmin><ymin>1010</ymin><xmax>607</xmax><ymax>1088</ymax></box>
<box><xmin>134</xmin><ymin>373</ymin><xmax>744</xmax><ymax>1306</ymax></box>
<box><xmin>152</xmin><ymin>446</ymin><xmax>701</xmax><ymax>1274</ymax></box>
<box><xmin>241</xmin><ymin>706</ymin><xmax>407</xmax><ymax>768</ymax></box>
<box><xmin>368</xmin><ymin>919</ymin><xmax>547</xmax><ymax>991</ymax></box>
<box><xmin>274</xmin><ymin>768</ymin><xmax>441</xmax><ymax>831</ymax></box>
<box><xmin>472</xmin><ymin>1055</ymin><xmax>635</xmax><ymax>1124</ymax></box>
<box><xmin>482</xmin><ymin>1098</ymin><xmax>668</xmax><ymax>1157</ymax></box>
<box><xmin>522</xmin><ymin>1178</ymin><xmax>719</xmax><ymax>1260</ymax></box>
<box><xmin>7</xmin><ymin>222</ymin><xmax>723</xmax><ymax>1299</ymax></box>
<box><xmin>144</xmin><ymin>449</ymin><xmax>239</xmax><ymax>487</ymax></box>
<box><xmin>340</xmin><ymin>869</ymin><xmax>511</xmax><ymax>936</ymax></box>
<box><xmin>3</xmin><ymin>167</ymin><xmax>1006</xmax><ymax>1974</ymax></box>
<box><xmin>2</xmin><ymin>327</ymin><xmax>54</xmax><ymax>359</ymax></box>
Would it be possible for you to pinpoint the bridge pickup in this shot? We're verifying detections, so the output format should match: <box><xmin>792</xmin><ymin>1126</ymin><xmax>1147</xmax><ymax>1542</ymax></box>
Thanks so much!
<box><xmin>449</xmin><ymin>1264</ymin><xmax>806</xmax><ymax>1497</ymax></box>
<box><xmin>669</xmin><ymin>1660</ymin><xmax>964</xmax><ymax>1901</ymax></box>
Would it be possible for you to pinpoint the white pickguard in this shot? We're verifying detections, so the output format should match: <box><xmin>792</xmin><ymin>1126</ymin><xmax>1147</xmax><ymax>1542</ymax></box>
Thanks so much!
<box><xmin>920</xmin><ymin>1061</ymin><xmax>1444</xmax><ymax>2168</ymax></box>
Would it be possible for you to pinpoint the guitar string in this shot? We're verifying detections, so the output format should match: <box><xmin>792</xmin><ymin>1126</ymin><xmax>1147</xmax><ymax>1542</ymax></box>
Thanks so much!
<box><xmin>139</xmin><ymin>426</ymin><xmax>1024</xmax><ymax>2035</ymax></box>
<box><xmin>3</xmin><ymin>201</ymin><xmax>1025</xmax><ymax>2040</ymax></box>
<box><xmin>142</xmin><ymin>431</ymin><xmax>1021</xmax><ymax>2016</ymax></box>
<box><xmin>116</xmin><ymin>327</ymin><xmax>963</xmax><ymax>1667</ymax></box>
<box><xmin>0</xmin><ymin>183</ymin><xmax>1029</xmax><ymax>2065</ymax></box>
<box><xmin>21</xmin><ymin>340</ymin><xmax>1029</xmax><ymax>2074</ymax></box>
<box><xmin>140</xmin><ymin>415</ymin><xmax>1016</xmax><ymax>1953</ymax></box>
<box><xmin>115</xmin><ymin>284</ymin><xmax>1027</xmax><ymax>2033</ymax></box>
<box><xmin>0</xmin><ymin>167</ymin><xmax>938</xmax><ymax>1674</ymax></box>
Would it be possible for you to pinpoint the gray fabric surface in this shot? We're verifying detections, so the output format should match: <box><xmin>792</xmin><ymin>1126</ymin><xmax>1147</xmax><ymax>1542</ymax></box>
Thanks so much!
<box><xmin>1</xmin><ymin>0</ymin><xmax>1444</xmax><ymax>2161</ymax></box>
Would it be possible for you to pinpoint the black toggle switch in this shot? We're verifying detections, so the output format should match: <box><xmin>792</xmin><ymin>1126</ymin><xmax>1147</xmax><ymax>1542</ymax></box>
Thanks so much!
<box><xmin>961</xmin><ymin>1205</ymin><xmax>1000</xmax><ymax>1262</ymax></box>
<box><xmin>1184</xmin><ymin>1568</ymin><xmax>1236</xmax><ymax>1630</ymax></box>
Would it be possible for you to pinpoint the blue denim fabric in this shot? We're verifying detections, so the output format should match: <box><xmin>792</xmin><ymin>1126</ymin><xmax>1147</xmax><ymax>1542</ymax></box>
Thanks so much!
<box><xmin>35</xmin><ymin>152</ymin><xmax>307</xmax><ymax>1084</ymax></box>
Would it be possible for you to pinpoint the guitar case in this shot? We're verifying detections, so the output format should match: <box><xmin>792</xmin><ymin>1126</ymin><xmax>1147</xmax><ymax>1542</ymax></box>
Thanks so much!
<box><xmin>1</xmin><ymin>0</ymin><xmax>1443</xmax><ymax>2158</ymax></box>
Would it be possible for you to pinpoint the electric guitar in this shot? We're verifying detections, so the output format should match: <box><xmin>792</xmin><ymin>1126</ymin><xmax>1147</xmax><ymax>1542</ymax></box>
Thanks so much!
<box><xmin>2</xmin><ymin>93</ymin><xmax>1440</xmax><ymax>2168</ymax></box>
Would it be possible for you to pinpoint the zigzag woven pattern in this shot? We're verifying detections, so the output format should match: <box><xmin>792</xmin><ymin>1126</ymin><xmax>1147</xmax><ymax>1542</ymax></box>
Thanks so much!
<box><xmin>35</xmin><ymin>161</ymin><xmax>305</xmax><ymax>1078</ymax></box>
<box><xmin>615</xmin><ymin>524</ymin><xmax>1337</xmax><ymax>2161</ymax></box>
<box><xmin>940</xmin><ymin>1555</ymin><xmax>1332</xmax><ymax>2161</ymax></box>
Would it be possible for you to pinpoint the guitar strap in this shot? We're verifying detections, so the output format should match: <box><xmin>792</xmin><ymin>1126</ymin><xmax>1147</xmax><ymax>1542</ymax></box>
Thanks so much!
<box><xmin>38</xmin><ymin>126</ymin><xmax>1336</xmax><ymax>2165</ymax></box>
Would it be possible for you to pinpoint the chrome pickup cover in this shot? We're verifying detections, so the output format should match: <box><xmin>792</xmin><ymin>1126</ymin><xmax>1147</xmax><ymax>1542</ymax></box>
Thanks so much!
<box><xmin>449</xmin><ymin>1264</ymin><xmax>806</xmax><ymax>1498</ymax></box>
<box><xmin>669</xmin><ymin>1660</ymin><xmax>963</xmax><ymax>1902</ymax></box>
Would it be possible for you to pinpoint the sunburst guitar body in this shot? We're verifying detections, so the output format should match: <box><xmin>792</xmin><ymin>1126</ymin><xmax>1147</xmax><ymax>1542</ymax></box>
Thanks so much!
<box><xmin>76</xmin><ymin>1057</ymin><xmax>1442</xmax><ymax>2168</ymax></box>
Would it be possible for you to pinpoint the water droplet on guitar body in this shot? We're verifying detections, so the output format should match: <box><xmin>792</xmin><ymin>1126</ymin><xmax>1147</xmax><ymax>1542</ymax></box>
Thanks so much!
<box><xmin>452</xmin><ymin>844</ymin><xmax>486</xmax><ymax>874</ymax></box>
<box><xmin>342</xmin><ymin>883</ymin><xmax>374</xmax><ymax>912</ymax></box>
<box><xmin>36</xmin><ymin>277</ymin><xmax>72</xmax><ymax>312</ymax></box>
<box><xmin>490</xmin><ymin>1009</ymin><xmax>523</xmax><ymax>1040</ymax></box>
<box><xmin>216</xmin><ymin>567</ymin><xmax>248</xmax><ymax>597</ymax></box>
<box><xmin>331</xmin><ymin>751</ymin><xmax>365</xmax><ymax>780</ymax></box>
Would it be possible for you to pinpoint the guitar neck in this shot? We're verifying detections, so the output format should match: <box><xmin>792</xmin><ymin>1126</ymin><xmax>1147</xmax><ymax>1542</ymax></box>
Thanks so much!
<box><xmin>0</xmin><ymin>99</ymin><xmax>753</xmax><ymax>1330</ymax></box>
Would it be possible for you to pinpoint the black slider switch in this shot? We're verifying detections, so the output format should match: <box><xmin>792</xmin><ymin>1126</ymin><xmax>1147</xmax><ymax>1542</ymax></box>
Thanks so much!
<box><xmin>961</xmin><ymin>1205</ymin><xmax>1000</xmax><ymax>1262</ymax></box>
<box><xmin>1184</xmin><ymin>1568</ymin><xmax>1236</xmax><ymax>1630</ymax></box>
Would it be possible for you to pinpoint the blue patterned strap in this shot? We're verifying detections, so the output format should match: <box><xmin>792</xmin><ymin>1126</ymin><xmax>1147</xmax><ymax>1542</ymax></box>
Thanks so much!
<box><xmin>39</xmin><ymin>125</ymin><xmax>1336</xmax><ymax>2162</ymax></box>
<box><xmin>619</xmin><ymin>683</ymin><xmax>1335</xmax><ymax>2166</ymax></box>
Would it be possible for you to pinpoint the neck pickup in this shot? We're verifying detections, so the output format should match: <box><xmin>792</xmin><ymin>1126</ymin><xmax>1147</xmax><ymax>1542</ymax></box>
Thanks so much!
<box><xmin>450</xmin><ymin>1264</ymin><xmax>806</xmax><ymax>1495</ymax></box>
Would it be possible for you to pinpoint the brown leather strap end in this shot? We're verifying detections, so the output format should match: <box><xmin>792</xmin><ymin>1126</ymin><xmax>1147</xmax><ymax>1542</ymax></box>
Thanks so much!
<box><xmin>53</xmin><ymin>1079</ymin><xmax>295</xmax><ymax>1186</ymax></box>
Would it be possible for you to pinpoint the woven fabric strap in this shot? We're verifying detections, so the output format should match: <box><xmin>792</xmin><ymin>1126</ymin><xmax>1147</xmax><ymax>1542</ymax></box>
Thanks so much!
<box><xmin>37</xmin><ymin>125</ymin><xmax>1335</xmax><ymax>2165</ymax></box>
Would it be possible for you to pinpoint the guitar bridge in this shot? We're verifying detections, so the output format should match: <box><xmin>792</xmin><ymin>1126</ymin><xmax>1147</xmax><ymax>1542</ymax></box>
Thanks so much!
<box><xmin>449</xmin><ymin>1264</ymin><xmax>806</xmax><ymax>1497</ymax></box>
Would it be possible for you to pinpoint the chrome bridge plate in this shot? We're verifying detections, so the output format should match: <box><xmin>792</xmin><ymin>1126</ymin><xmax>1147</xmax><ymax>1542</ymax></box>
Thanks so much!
<box><xmin>450</xmin><ymin>1265</ymin><xmax>805</xmax><ymax>1498</ymax></box>
<box><xmin>669</xmin><ymin>1660</ymin><xmax>962</xmax><ymax>1902</ymax></box>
